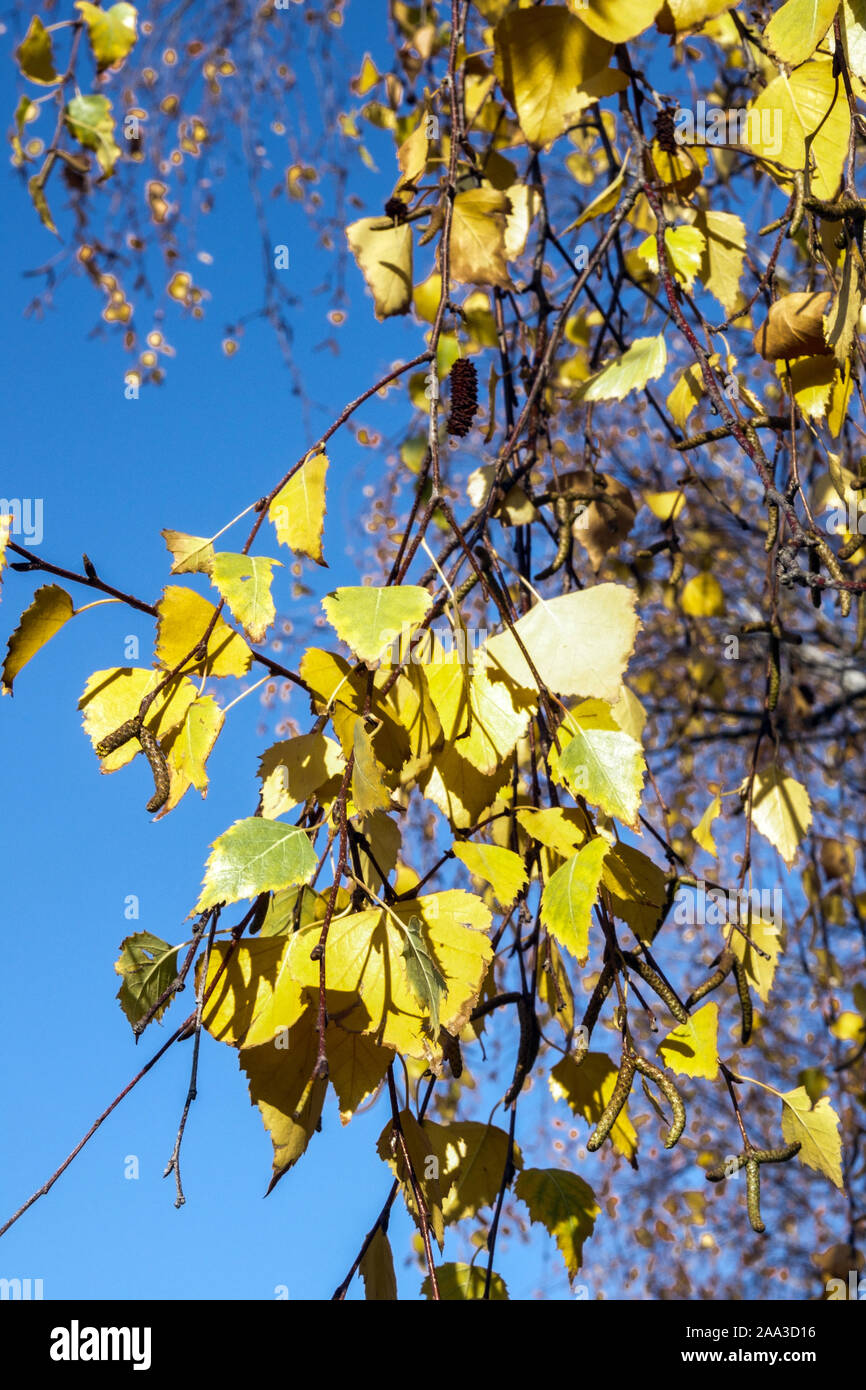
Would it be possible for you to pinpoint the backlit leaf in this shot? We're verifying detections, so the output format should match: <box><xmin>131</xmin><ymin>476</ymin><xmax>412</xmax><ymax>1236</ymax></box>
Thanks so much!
<box><xmin>195</xmin><ymin>817</ymin><xmax>318</xmax><ymax>912</ymax></box>
<box><xmin>2</xmin><ymin>584</ymin><xmax>74</xmax><ymax>693</ymax></box>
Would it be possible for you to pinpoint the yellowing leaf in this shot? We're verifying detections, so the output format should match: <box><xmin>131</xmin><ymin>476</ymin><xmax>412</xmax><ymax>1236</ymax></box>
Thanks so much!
<box><xmin>195</xmin><ymin>817</ymin><xmax>318</xmax><ymax>912</ymax></box>
<box><xmin>287</xmin><ymin>890</ymin><xmax>492</xmax><ymax>1060</ymax></box>
<box><xmin>202</xmin><ymin>935</ymin><xmax>310</xmax><ymax>1046</ymax></box>
<box><xmin>515</xmin><ymin>1167</ymin><xmax>600</xmax><ymax>1279</ymax></box>
<box><xmin>65</xmin><ymin>93</ymin><xmax>121</xmax><ymax>177</ymax></box>
<box><xmin>79</xmin><ymin>668</ymin><xmax>198</xmax><ymax>771</ymax></box>
<box><xmin>824</xmin><ymin>252</ymin><xmax>862</xmax><ymax>365</ymax></box>
<box><xmin>453</xmin><ymin>842</ymin><xmax>528</xmax><ymax>908</ymax></box>
<box><xmin>551</xmin><ymin>699</ymin><xmax>646</xmax><ymax>829</ymax></box>
<box><xmin>483</xmin><ymin>584</ymin><xmax>640</xmax><ymax>704</ymax></box>
<box><xmin>841</xmin><ymin>0</ymin><xmax>866</xmax><ymax>80</ymax></box>
<box><xmin>419</xmin><ymin>743</ymin><xmax>510</xmax><ymax>829</ymax></box>
<box><xmin>115</xmin><ymin>931</ymin><xmax>179</xmax><ymax>1029</ymax></box>
<box><xmin>601</xmin><ymin>843</ymin><xmax>667</xmax><ymax>942</ymax></box>
<box><xmin>541</xmin><ymin>838</ymin><xmax>609</xmax><ymax>964</ymax></box>
<box><xmin>346</xmin><ymin>217</ymin><xmax>413</xmax><ymax>319</ymax></box>
<box><xmin>396</xmin><ymin>111</ymin><xmax>429</xmax><ymax>188</ymax></box>
<box><xmin>516</xmin><ymin>806</ymin><xmax>586</xmax><ymax>858</ymax></box>
<box><xmin>16</xmin><ymin>16</ymin><xmax>59</xmax><ymax>84</ymax></box>
<box><xmin>494</xmin><ymin>7</ymin><xmax>613</xmax><ymax>148</ymax></box>
<box><xmin>764</xmin><ymin>0</ymin><xmax>839</xmax><ymax>67</ymax></box>
<box><xmin>269</xmin><ymin>452</ymin><xmax>329</xmax><ymax>566</ymax></box>
<box><xmin>161</xmin><ymin>529</ymin><xmax>215</xmax><ymax>575</ymax></box>
<box><xmin>2</xmin><ymin>584</ymin><xmax>74</xmax><ymax>693</ymax></box>
<box><xmin>210</xmin><ymin>553</ymin><xmax>280</xmax><ymax>644</ymax></box>
<box><xmin>323</xmin><ymin>585</ymin><xmax>432</xmax><ymax>665</ymax></box>
<box><xmin>240</xmin><ymin>1004</ymin><xmax>327</xmax><ymax>1187</ymax></box>
<box><xmin>352</xmin><ymin>718</ymin><xmax>392</xmax><ymax>815</ymax></box>
<box><xmin>658</xmin><ymin>0</ymin><xmax>739</xmax><ymax>31</ymax></box>
<box><xmin>780</xmin><ymin>1088</ymin><xmax>844</xmax><ymax>1190</ymax></box>
<box><xmin>75</xmin><ymin>2</ymin><xmax>138</xmax><ymax>71</ymax></box>
<box><xmin>573</xmin><ymin>334</ymin><xmax>667</xmax><ymax>402</ymax></box>
<box><xmin>258</xmin><ymin>732</ymin><xmax>343</xmax><ymax>819</ymax></box>
<box><xmin>421</xmin><ymin>1263</ymin><xmax>508</xmax><ymax>1300</ymax></box>
<box><xmin>156</xmin><ymin>585</ymin><xmax>251</xmax><ymax>677</ymax></box>
<box><xmin>680</xmin><ymin>572</ymin><xmax>725</xmax><ymax>617</ymax></box>
<box><xmin>450</xmin><ymin>187</ymin><xmax>510</xmax><ymax>288</ymax></box>
<box><xmin>746</xmin><ymin>60</ymin><xmax>849</xmax><ymax>202</ymax></box>
<box><xmin>731</xmin><ymin>916</ymin><xmax>782</xmax><ymax>1004</ymax></box>
<box><xmin>376</xmin><ymin>1109</ymin><xmax>445</xmax><ymax>1249</ymax></box>
<box><xmin>658</xmin><ymin>1004</ymin><xmax>719</xmax><ymax>1079</ymax></box>
<box><xmin>639</xmin><ymin>226</ymin><xmax>706</xmax><ymax>291</ymax></box>
<box><xmin>693</xmin><ymin>209</ymin><xmax>746</xmax><ymax>316</ymax></box>
<box><xmin>566</xmin><ymin>160</ymin><xmax>627</xmax><ymax>231</ymax></box>
<box><xmin>576</xmin><ymin>0</ymin><xmax>663</xmax><ymax>42</ymax></box>
<box><xmin>747</xmin><ymin>767</ymin><xmax>812</xmax><ymax>868</ymax></box>
<box><xmin>645</xmin><ymin>486</ymin><xmax>688</xmax><ymax>520</ymax></box>
<box><xmin>327</xmin><ymin>1025</ymin><xmax>394</xmax><ymax>1123</ymax></box>
<box><xmin>692</xmin><ymin>794</ymin><xmax>722</xmax><ymax>855</ymax></box>
<box><xmin>425</xmin><ymin>649</ymin><xmax>533</xmax><ymax>776</ymax></box>
<box><xmin>550</xmin><ymin>1052</ymin><xmax>639</xmax><ymax>1162</ymax></box>
<box><xmin>359</xmin><ymin>1227</ymin><xmax>398</xmax><ymax>1301</ymax></box>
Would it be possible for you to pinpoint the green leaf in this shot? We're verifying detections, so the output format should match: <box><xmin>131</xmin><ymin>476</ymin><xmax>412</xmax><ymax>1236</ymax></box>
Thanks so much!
<box><xmin>452</xmin><ymin>842</ymin><xmax>528</xmax><ymax>908</ymax></box>
<box><xmin>573</xmin><ymin>334</ymin><xmax>667</xmax><ymax>403</ymax></box>
<box><xmin>114</xmin><ymin>931</ymin><xmax>180</xmax><ymax>1029</ymax></box>
<box><xmin>75</xmin><ymin>2</ymin><xmax>139</xmax><ymax>71</ymax></box>
<box><xmin>65</xmin><ymin>94</ymin><xmax>121</xmax><ymax>177</ymax></box>
<box><xmin>322</xmin><ymin>585</ymin><xmax>432</xmax><ymax>665</ymax></box>
<box><xmin>421</xmin><ymin>1263</ymin><xmax>508</xmax><ymax>1300</ymax></box>
<box><xmin>210</xmin><ymin>553</ymin><xmax>281</xmax><ymax>644</ymax></box>
<box><xmin>195</xmin><ymin>817</ymin><xmax>318</xmax><ymax>912</ymax></box>
<box><xmin>400</xmin><ymin>914</ymin><xmax>448</xmax><ymax>1037</ymax></box>
<box><xmin>515</xmin><ymin>1167</ymin><xmax>600</xmax><ymax>1280</ymax></box>
<box><xmin>27</xmin><ymin>173</ymin><xmax>58</xmax><ymax>236</ymax></box>
<box><xmin>540</xmin><ymin>837</ymin><xmax>609</xmax><ymax>964</ymax></box>
<box><xmin>2</xmin><ymin>584</ymin><xmax>75</xmax><ymax>693</ymax></box>
<box><xmin>16</xmin><ymin>16</ymin><xmax>60</xmax><ymax>85</ymax></box>
<box><xmin>551</xmin><ymin>699</ymin><xmax>646</xmax><ymax>829</ymax></box>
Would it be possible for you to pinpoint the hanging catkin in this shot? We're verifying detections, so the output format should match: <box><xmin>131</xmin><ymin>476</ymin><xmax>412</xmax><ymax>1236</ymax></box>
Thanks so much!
<box><xmin>446</xmin><ymin>358</ymin><xmax>478</xmax><ymax>438</ymax></box>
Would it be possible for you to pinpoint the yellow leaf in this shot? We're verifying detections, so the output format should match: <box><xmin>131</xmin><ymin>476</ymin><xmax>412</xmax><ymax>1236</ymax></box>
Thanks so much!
<box><xmin>731</xmin><ymin>916</ymin><xmax>782</xmax><ymax>1004</ymax></box>
<box><xmin>239</xmin><ymin>1003</ymin><xmax>327</xmax><ymax>1187</ymax></box>
<box><xmin>551</xmin><ymin>699</ymin><xmax>646</xmax><ymax>829</ymax></box>
<box><xmin>156</xmin><ymin>585</ymin><xmax>251</xmax><ymax>677</ymax></box>
<box><xmin>639</xmin><ymin>226</ymin><xmax>706</xmax><ymax>291</ymax></box>
<box><xmin>657</xmin><ymin>0</ymin><xmax>739</xmax><ymax>32</ymax></box>
<box><xmin>16</xmin><ymin>16</ymin><xmax>59</xmax><ymax>85</ymax></box>
<box><xmin>746</xmin><ymin>767</ymin><xmax>812</xmax><ymax>868</ymax></box>
<box><xmin>602</xmin><ymin>843</ymin><xmax>667</xmax><ymax>942</ymax></box>
<box><xmin>550</xmin><ymin>1052</ymin><xmax>639</xmax><ymax>1162</ymax></box>
<box><xmin>764</xmin><ymin>0</ymin><xmax>839</xmax><ymax>67</ymax></box>
<box><xmin>75</xmin><ymin>2</ymin><xmax>138</xmax><ymax>71</ymax></box>
<box><xmin>452</xmin><ymin>842</ymin><xmax>527</xmax><ymax>908</ymax></box>
<box><xmin>2</xmin><ymin>584</ymin><xmax>74</xmax><ymax>693</ymax></box>
<box><xmin>841</xmin><ymin>0</ymin><xmax>866</xmax><ymax>80</ymax></box>
<box><xmin>161</xmin><ymin>529</ymin><xmax>215</xmax><ymax>575</ymax></box>
<box><xmin>203</xmin><ymin>935</ymin><xmax>309</xmax><ymax>1046</ymax></box>
<box><xmin>516</xmin><ymin>806</ymin><xmax>587</xmax><ymax>858</ymax></box>
<box><xmin>493</xmin><ymin>6</ymin><xmax>613</xmax><ymax>149</ymax></box>
<box><xmin>610</xmin><ymin>683</ymin><xmax>647</xmax><ymax>742</ymax></box>
<box><xmin>780</xmin><ymin>1087</ymin><xmax>844</xmax><ymax>1190</ymax></box>
<box><xmin>346</xmin><ymin>216</ymin><xmax>413</xmax><ymax>319</ymax></box>
<box><xmin>784</xmin><ymin>354</ymin><xmax>836</xmax><ymax>419</ymax></box>
<box><xmin>422</xmin><ymin>1263</ymin><xmax>508</xmax><ymax>1299</ymax></box>
<box><xmin>483</xmin><ymin>584</ymin><xmax>640</xmax><ymax>703</ymax></box>
<box><xmin>419</xmin><ymin>743</ymin><xmax>511</xmax><ymax>829</ymax></box>
<box><xmin>515</xmin><ymin>1167</ymin><xmax>600</xmax><ymax>1279</ymax></box>
<box><xmin>657</xmin><ymin>1003</ymin><xmax>719</xmax><ymax>1079</ymax></box>
<box><xmin>359</xmin><ymin>1227</ymin><xmax>398</xmax><ymax>1301</ymax></box>
<box><xmin>287</xmin><ymin>890</ymin><xmax>492</xmax><ymax>1060</ymax></box>
<box><xmin>645</xmin><ymin>486</ymin><xmax>688</xmax><ymax>520</ymax></box>
<box><xmin>258</xmin><ymin>732</ymin><xmax>343</xmax><ymax>819</ymax></box>
<box><xmin>322</xmin><ymin>585</ymin><xmax>432</xmax><ymax>665</ymax></box>
<box><xmin>79</xmin><ymin>667</ymin><xmax>198</xmax><ymax>771</ymax></box>
<box><xmin>210</xmin><ymin>554</ymin><xmax>281</xmax><ymax>644</ymax></box>
<box><xmin>541</xmin><ymin>837</ymin><xmax>609</xmax><ymax>963</ymax></box>
<box><xmin>269</xmin><ymin>452</ymin><xmax>329</xmax><ymax>565</ymax></box>
<box><xmin>680</xmin><ymin>572</ymin><xmax>725</xmax><ymax>617</ymax></box>
<box><xmin>425</xmin><ymin>649</ymin><xmax>533</xmax><ymax>776</ymax></box>
<box><xmin>693</xmin><ymin>209</ymin><xmax>746</xmax><ymax>316</ymax></box>
<box><xmin>575</xmin><ymin>0</ymin><xmax>663</xmax><ymax>43</ymax></box>
<box><xmin>692</xmin><ymin>793</ymin><xmax>722</xmax><ymax>855</ymax></box>
<box><xmin>396</xmin><ymin>111</ymin><xmax>429</xmax><ymax>188</ymax></box>
<box><xmin>573</xmin><ymin>334</ymin><xmax>667</xmax><ymax>402</ymax></box>
<box><xmin>327</xmin><ymin>1024</ymin><xmax>394</xmax><ymax>1122</ymax></box>
<box><xmin>824</xmin><ymin>252</ymin><xmax>862</xmax><ymax>364</ymax></box>
<box><xmin>377</xmin><ymin>1108</ymin><xmax>445</xmax><ymax>1250</ymax></box>
<box><xmin>352</xmin><ymin>717</ymin><xmax>393</xmax><ymax>815</ymax></box>
<box><xmin>450</xmin><ymin>186</ymin><xmax>510</xmax><ymax>288</ymax></box>
<box><xmin>565</xmin><ymin>159</ymin><xmax>627</xmax><ymax>230</ymax></box>
<box><xmin>165</xmin><ymin>694</ymin><xmax>224</xmax><ymax>798</ymax></box>
<box><xmin>746</xmin><ymin>60</ymin><xmax>849</xmax><ymax>202</ymax></box>
<box><xmin>538</xmin><ymin>937</ymin><xmax>575</xmax><ymax>1034</ymax></box>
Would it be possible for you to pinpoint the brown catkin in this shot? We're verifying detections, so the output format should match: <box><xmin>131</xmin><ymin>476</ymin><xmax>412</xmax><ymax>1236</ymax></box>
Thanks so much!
<box><xmin>633</xmin><ymin>1055</ymin><xmax>686</xmax><ymax>1148</ymax></box>
<box><xmin>685</xmin><ymin>949</ymin><xmax>734</xmax><ymax>1009</ymax></box>
<box><xmin>96</xmin><ymin>718</ymin><xmax>140</xmax><ymax>758</ymax></box>
<box><xmin>655</xmin><ymin>107</ymin><xmax>678</xmax><ymax>155</ymax></box>
<box><xmin>732</xmin><ymin>957</ymin><xmax>753</xmax><ymax>1043</ymax></box>
<box><xmin>622</xmin><ymin>950</ymin><xmax>689</xmax><ymax>1024</ymax></box>
<box><xmin>746</xmin><ymin>1157</ymin><xmax>765</xmax><ymax>1233</ymax></box>
<box><xmin>586</xmin><ymin>1053</ymin><xmax>636</xmax><ymax>1151</ymax></box>
<box><xmin>750</xmin><ymin>1141</ymin><xmax>801</xmax><ymax>1164</ymax></box>
<box><xmin>446</xmin><ymin>358</ymin><xmax>478</xmax><ymax>438</ymax></box>
<box><xmin>139</xmin><ymin>724</ymin><xmax>171</xmax><ymax>814</ymax></box>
